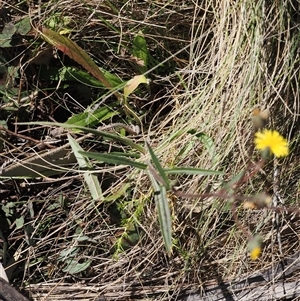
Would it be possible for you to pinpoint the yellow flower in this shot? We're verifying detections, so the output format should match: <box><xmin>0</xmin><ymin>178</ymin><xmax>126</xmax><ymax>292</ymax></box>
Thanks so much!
<box><xmin>254</xmin><ymin>130</ymin><xmax>288</xmax><ymax>157</ymax></box>
<box><xmin>250</xmin><ymin>246</ymin><xmax>261</xmax><ymax>260</ymax></box>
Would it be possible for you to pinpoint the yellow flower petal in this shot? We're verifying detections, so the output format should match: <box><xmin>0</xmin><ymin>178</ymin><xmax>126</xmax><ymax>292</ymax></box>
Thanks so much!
<box><xmin>250</xmin><ymin>246</ymin><xmax>261</xmax><ymax>260</ymax></box>
<box><xmin>254</xmin><ymin>130</ymin><xmax>288</xmax><ymax>157</ymax></box>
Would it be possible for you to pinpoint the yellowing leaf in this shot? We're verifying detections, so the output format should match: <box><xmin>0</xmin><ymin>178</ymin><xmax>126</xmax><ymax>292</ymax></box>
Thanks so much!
<box><xmin>124</xmin><ymin>75</ymin><xmax>149</xmax><ymax>99</ymax></box>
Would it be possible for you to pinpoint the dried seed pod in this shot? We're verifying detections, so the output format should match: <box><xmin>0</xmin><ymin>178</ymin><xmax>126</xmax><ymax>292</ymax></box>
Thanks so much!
<box><xmin>252</xmin><ymin>107</ymin><xmax>269</xmax><ymax>130</ymax></box>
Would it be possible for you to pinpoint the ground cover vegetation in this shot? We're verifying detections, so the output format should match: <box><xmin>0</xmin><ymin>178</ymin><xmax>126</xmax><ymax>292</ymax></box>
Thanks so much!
<box><xmin>0</xmin><ymin>0</ymin><xmax>299</xmax><ymax>300</ymax></box>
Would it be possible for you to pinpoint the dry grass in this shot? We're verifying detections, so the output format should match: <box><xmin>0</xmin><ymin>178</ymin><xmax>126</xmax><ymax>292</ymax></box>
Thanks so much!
<box><xmin>0</xmin><ymin>0</ymin><xmax>300</xmax><ymax>300</ymax></box>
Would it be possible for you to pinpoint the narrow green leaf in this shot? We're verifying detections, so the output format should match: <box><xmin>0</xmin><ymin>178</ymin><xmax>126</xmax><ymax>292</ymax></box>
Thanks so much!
<box><xmin>84</xmin><ymin>173</ymin><xmax>104</xmax><ymax>201</ymax></box>
<box><xmin>80</xmin><ymin>151</ymin><xmax>147</xmax><ymax>170</ymax></box>
<box><xmin>148</xmin><ymin>171</ymin><xmax>172</xmax><ymax>255</ymax></box>
<box><xmin>164</xmin><ymin>167</ymin><xmax>224</xmax><ymax>175</ymax></box>
<box><xmin>68</xmin><ymin>134</ymin><xmax>87</xmax><ymax>167</ymax></box>
<box><xmin>59</xmin><ymin>66</ymin><xmax>105</xmax><ymax>87</ymax></box>
<box><xmin>68</xmin><ymin>135</ymin><xmax>103</xmax><ymax>201</ymax></box>
<box><xmin>147</xmin><ymin>143</ymin><xmax>170</xmax><ymax>190</ymax></box>
<box><xmin>224</xmin><ymin>170</ymin><xmax>245</xmax><ymax>190</ymax></box>
<box><xmin>108</xmin><ymin>152</ymin><xmax>140</xmax><ymax>158</ymax></box>
<box><xmin>156</xmin><ymin>185</ymin><xmax>172</xmax><ymax>255</ymax></box>
<box><xmin>105</xmin><ymin>183</ymin><xmax>131</xmax><ymax>202</ymax></box>
<box><xmin>59</xmin><ymin>66</ymin><xmax>123</xmax><ymax>88</ymax></box>
<box><xmin>66</xmin><ymin>106</ymin><xmax>119</xmax><ymax>129</ymax></box>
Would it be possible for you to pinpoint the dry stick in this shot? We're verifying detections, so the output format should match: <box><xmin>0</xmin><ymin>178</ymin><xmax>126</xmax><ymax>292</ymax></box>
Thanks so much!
<box><xmin>271</xmin><ymin>157</ymin><xmax>286</xmax><ymax>296</ymax></box>
<box><xmin>0</xmin><ymin>126</ymin><xmax>55</xmax><ymax>149</ymax></box>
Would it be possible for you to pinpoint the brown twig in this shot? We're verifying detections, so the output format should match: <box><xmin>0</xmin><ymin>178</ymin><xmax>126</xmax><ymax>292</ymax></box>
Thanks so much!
<box><xmin>0</xmin><ymin>126</ymin><xmax>55</xmax><ymax>149</ymax></box>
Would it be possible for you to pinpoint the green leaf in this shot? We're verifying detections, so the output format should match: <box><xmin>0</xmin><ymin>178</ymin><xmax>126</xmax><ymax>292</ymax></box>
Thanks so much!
<box><xmin>132</xmin><ymin>32</ymin><xmax>149</xmax><ymax>73</ymax></box>
<box><xmin>15</xmin><ymin>216</ymin><xmax>24</xmax><ymax>230</ymax></box>
<box><xmin>147</xmin><ymin>143</ymin><xmax>170</xmax><ymax>190</ymax></box>
<box><xmin>164</xmin><ymin>167</ymin><xmax>224</xmax><ymax>175</ymax></box>
<box><xmin>148</xmin><ymin>171</ymin><xmax>172</xmax><ymax>255</ymax></box>
<box><xmin>15</xmin><ymin>18</ymin><xmax>31</xmax><ymax>35</ymax></box>
<box><xmin>59</xmin><ymin>66</ymin><xmax>104</xmax><ymax>87</ymax></box>
<box><xmin>2</xmin><ymin>23</ymin><xmax>16</xmax><ymax>35</ymax></box>
<box><xmin>0</xmin><ymin>33</ymin><xmax>12</xmax><ymax>48</ymax></box>
<box><xmin>60</xmin><ymin>66</ymin><xmax>123</xmax><ymax>88</ymax></box>
<box><xmin>79</xmin><ymin>151</ymin><xmax>147</xmax><ymax>170</ymax></box>
<box><xmin>68</xmin><ymin>134</ymin><xmax>103</xmax><ymax>201</ymax></box>
<box><xmin>108</xmin><ymin>152</ymin><xmax>140</xmax><ymax>158</ymax></box>
<box><xmin>63</xmin><ymin>258</ymin><xmax>91</xmax><ymax>275</ymax></box>
<box><xmin>59</xmin><ymin>247</ymin><xmax>78</xmax><ymax>260</ymax></box>
<box><xmin>224</xmin><ymin>170</ymin><xmax>245</xmax><ymax>191</ymax></box>
<box><xmin>99</xmin><ymin>67</ymin><xmax>123</xmax><ymax>88</ymax></box>
<box><xmin>66</xmin><ymin>106</ymin><xmax>119</xmax><ymax>129</ymax></box>
<box><xmin>105</xmin><ymin>183</ymin><xmax>131</xmax><ymax>202</ymax></box>
<box><xmin>198</xmin><ymin>132</ymin><xmax>215</xmax><ymax>153</ymax></box>
<box><xmin>75</xmin><ymin>235</ymin><xmax>97</xmax><ymax>244</ymax></box>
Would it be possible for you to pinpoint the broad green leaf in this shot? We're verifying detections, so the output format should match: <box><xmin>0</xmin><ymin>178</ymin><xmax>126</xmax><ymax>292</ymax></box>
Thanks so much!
<box><xmin>164</xmin><ymin>167</ymin><xmax>224</xmax><ymax>175</ymax></box>
<box><xmin>0</xmin><ymin>33</ymin><xmax>12</xmax><ymax>48</ymax></box>
<box><xmin>100</xmin><ymin>67</ymin><xmax>123</xmax><ymax>87</ymax></box>
<box><xmin>59</xmin><ymin>66</ymin><xmax>104</xmax><ymax>87</ymax></box>
<box><xmin>68</xmin><ymin>134</ymin><xmax>103</xmax><ymax>201</ymax></box>
<box><xmin>62</xmin><ymin>66</ymin><xmax>122</xmax><ymax>88</ymax></box>
<box><xmin>2</xmin><ymin>23</ymin><xmax>16</xmax><ymax>35</ymax></box>
<box><xmin>187</xmin><ymin>130</ymin><xmax>218</xmax><ymax>165</ymax></box>
<box><xmin>66</xmin><ymin>106</ymin><xmax>119</xmax><ymax>129</ymax></box>
<box><xmin>148</xmin><ymin>171</ymin><xmax>172</xmax><ymax>255</ymax></box>
<box><xmin>124</xmin><ymin>75</ymin><xmax>149</xmax><ymax>100</ymax></box>
<box><xmin>63</xmin><ymin>258</ymin><xmax>91</xmax><ymax>275</ymax></box>
<box><xmin>59</xmin><ymin>247</ymin><xmax>78</xmax><ymax>260</ymax></box>
<box><xmin>147</xmin><ymin>143</ymin><xmax>170</xmax><ymax>190</ymax></box>
<box><xmin>156</xmin><ymin>185</ymin><xmax>172</xmax><ymax>255</ymax></box>
<box><xmin>79</xmin><ymin>151</ymin><xmax>147</xmax><ymax>170</ymax></box>
<box><xmin>15</xmin><ymin>18</ymin><xmax>31</xmax><ymax>35</ymax></box>
<box><xmin>198</xmin><ymin>132</ymin><xmax>215</xmax><ymax>153</ymax></box>
<box><xmin>132</xmin><ymin>32</ymin><xmax>149</xmax><ymax>73</ymax></box>
<box><xmin>15</xmin><ymin>216</ymin><xmax>24</xmax><ymax>230</ymax></box>
<box><xmin>188</xmin><ymin>130</ymin><xmax>215</xmax><ymax>154</ymax></box>
<box><xmin>40</xmin><ymin>27</ymin><xmax>113</xmax><ymax>89</ymax></box>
